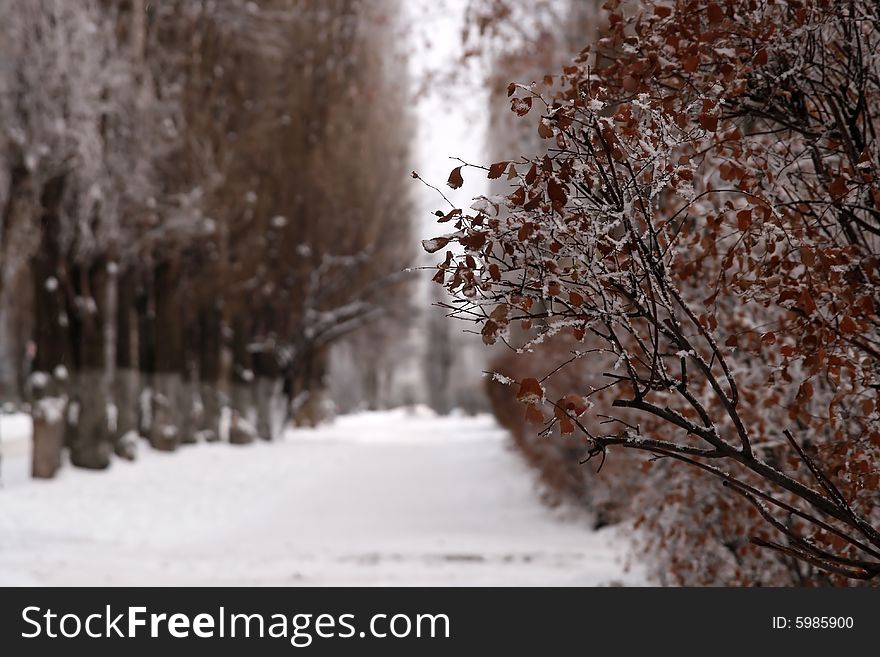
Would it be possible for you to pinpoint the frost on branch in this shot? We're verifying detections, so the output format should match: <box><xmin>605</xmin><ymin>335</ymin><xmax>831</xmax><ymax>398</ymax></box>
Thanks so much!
<box><xmin>426</xmin><ymin>0</ymin><xmax>880</xmax><ymax>584</ymax></box>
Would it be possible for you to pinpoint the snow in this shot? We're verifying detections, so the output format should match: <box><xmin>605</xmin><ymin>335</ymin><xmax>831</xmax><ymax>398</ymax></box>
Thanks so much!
<box><xmin>0</xmin><ymin>409</ymin><xmax>642</xmax><ymax>586</ymax></box>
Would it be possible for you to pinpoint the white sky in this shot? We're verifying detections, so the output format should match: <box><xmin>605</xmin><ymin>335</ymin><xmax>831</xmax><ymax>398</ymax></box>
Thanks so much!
<box><xmin>407</xmin><ymin>0</ymin><xmax>490</xmax><ymax>242</ymax></box>
<box><xmin>380</xmin><ymin>0</ymin><xmax>493</xmax><ymax>402</ymax></box>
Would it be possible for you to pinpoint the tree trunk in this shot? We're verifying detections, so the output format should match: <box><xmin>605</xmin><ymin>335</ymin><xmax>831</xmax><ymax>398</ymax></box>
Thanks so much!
<box><xmin>135</xmin><ymin>277</ymin><xmax>154</xmax><ymax>438</ymax></box>
<box><xmin>150</xmin><ymin>261</ymin><xmax>182</xmax><ymax>451</ymax></box>
<box><xmin>198</xmin><ymin>301</ymin><xmax>223</xmax><ymax>442</ymax></box>
<box><xmin>364</xmin><ymin>362</ymin><xmax>381</xmax><ymax>411</ymax></box>
<box><xmin>425</xmin><ymin>305</ymin><xmax>454</xmax><ymax>415</ymax></box>
<box><xmin>229</xmin><ymin>315</ymin><xmax>256</xmax><ymax>444</ymax></box>
<box><xmin>104</xmin><ymin>259</ymin><xmax>118</xmax><ymax>426</ymax></box>
<box><xmin>1</xmin><ymin>165</ymin><xmax>38</xmax><ymax>405</ymax></box>
<box><xmin>68</xmin><ymin>260</ymin><xmax>112</xmax><ymax>470</ymax></box>
<box><xmin>291</xmin><ymin>347</ymin><xmax>330</xmax><ymax>427</ymax></box>
<box><xmin>30</xmin><ymin>256</ymin><xmax>67</xmax><ymax>479</ymax></box>
<box><xmin>114</xmin><ymin>267</ymin><xmax>139</xmax><ymax>459</ymax></box>
<box><xmin>31</xmin><ymin>396</ymin><xmax>66</xmax><ymax>479</ymax></box>
<box><xmin>178</xmin><ymin>308</ymin><xmax>199</xmax><ymax>445</ymax></box>
<box><xmin>29</xmin><ymin>175</ymin><xmax>70</xmax><ymax>478</ymax></box>
<box><xmin>253</xmin><ymin>348</ymin><xmax>279</xmax><ymax>440</ymax></box>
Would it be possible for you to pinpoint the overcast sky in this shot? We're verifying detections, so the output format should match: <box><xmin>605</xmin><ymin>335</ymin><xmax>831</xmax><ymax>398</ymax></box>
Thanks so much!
<box><xmin>408</xmin><ymin>0</ymin><xmax>489</xmax><ymax>242</ymax></box>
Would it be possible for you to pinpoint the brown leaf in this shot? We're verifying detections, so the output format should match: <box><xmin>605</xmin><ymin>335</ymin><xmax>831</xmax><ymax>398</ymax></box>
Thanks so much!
<box><xmin>538</xmin><ymin>120</ymin><xmax>554</xmax><ymax>139</ymax></box>
<box><xmin>840</xmin><ymin>315</ymin><xmax>858</xmax><ymax>334</ymax></box>
<box><xmin>525</xmin><ymin>163</ymin><xmax>538</xmax><ymax>185</ymax></box>
<box><xmin>558</xmin><ymin>416</ymin><xmax>575</xmax><ymax>435</ymax></box>
<box><xmin>523</xmin><ymin>192</ymin><xmax>542</xmax><ymax>211</ymax></box>
<box><xmin>798</xmin><ymin>380</ymin><xmax>814</xmax><ymax>400</ymax></box>
<box><xmin>754</xmin><ymin>48</ymin><xmax>768</xmax><ymax>66</ymax></box>
<box><xmin>800</xmin><ymin>246</ymin><xmax>815</xmax><ymax>266</ymax></box>
<box><xmin>547</xmin><ymin>178</ymin><xmax>568</xmax><ymax>210</ymax></box>
<box><xmin>459</xmin><ymin>231</ymin><xmax>486</xmax><ymax>251</ymax></box>
<box><xmin>622</xmin><ymin>76</ymin><xmax>640</xmax><ymax>93</ymax></box>
<box><xmin>829</xmin><ymin>176</ymin><xmax>848</xmax><ymax>200</ymax></box>
<box><xmin>489</xmin><ymin>304</ymin><xmax>509</xmax><ymax>323</ymax></box>
<box><xmin>421</xmin><ymin>236</ymin><xmax>450</xmax><ymax>253</ymax></box>
<box><xmin>510</xmin><ymin>187</ymin><xmax>526</xmax><ymax>206</ymax></box>
<box><xmin>447</xmin><ymin>166</ymin><xmax>464</xmax><ymax>189</ymax></box>
<box><xmin>682</xmin><ymin>55</ymin><xmax>700</xmax><ymax>73</ymax></box>
<box><xmin>547</xmin><ymin>178</ymin><xmax>567</xmax><ymax>205</ymax></box>
<box><xmin>799</xmin><ymin>288</ymin><xmax>817</xmax><ymax>315</ymax></box>
<box><xmin>516</xmin><ymin>377</ymin><xmax>544</xmax><ymax>404</ymax></box>
<box><xmin>488</xmin><ymin>161</ymin><xmax>510</xmax><ymax>179</ymax></box>
<box><xmin>511</xmin><ymin>96</ymin><xmax>533</xmax><ymax>117</ymax></box>
<box><xmin>438</xmin><ymin>208</ymin><xmax>462</xmax><ymax>223</ymax></box>
<box><xmin>699</xmin><ymin>112</ymin><xmax>718</xmax><ymax>132</ymax></box>
<box><xmin>560</xmin><ymin>393</ymin><xmax>588</xmax><ymax>416</ymax></box>
<box><xmin>525</xmin><ymin>403</ymin><xmax>544</xmax><ymax>425</ymax></box>
<box><xmin>481</xmin><ymin>319</ymin><xmax>499</xmax><ymax>345</ymax></box>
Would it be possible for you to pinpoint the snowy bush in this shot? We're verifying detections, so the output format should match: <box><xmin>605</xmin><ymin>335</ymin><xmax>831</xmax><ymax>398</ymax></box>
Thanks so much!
<box><xmin>427</xmin><ymin>0</ymin><xmax>880</xmax><ymax>584</ymax></box>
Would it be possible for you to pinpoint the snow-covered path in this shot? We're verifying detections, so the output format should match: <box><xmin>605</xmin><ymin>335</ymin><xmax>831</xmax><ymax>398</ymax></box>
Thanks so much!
<box><xmin>0</xmin><ymin>409</ymin><xmax>640</xmax><ymax>586</ymax></box>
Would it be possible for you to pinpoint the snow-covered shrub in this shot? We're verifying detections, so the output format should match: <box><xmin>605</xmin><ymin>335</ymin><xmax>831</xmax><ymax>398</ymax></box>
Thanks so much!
<box><xmin>486</xmin><ymin>338</ymin><xmax>639</xmax><ymax>527</ymax></box>
<box><xmin>427</xmin><ymin>0</ymin><xmax>880</xmax><ymax>584</ymax></box>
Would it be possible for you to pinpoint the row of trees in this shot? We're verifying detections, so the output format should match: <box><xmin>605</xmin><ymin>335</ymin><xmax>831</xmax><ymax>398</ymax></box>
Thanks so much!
<box><xmin>433</xmin><ymin>0</ymin><xmax>880</xmax><ymax>584</ymax></box>
<box><xmin>0</xmin><ymin>0</ymin><xmax>413</xmax><ymax>477</ymax></box>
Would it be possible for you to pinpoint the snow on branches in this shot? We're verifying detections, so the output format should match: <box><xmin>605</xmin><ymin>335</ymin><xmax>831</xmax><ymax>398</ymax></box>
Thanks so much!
<box><xmin>426</xmin><ymin>0</ymin><xmax>880</xmax><ymax>583</ymax></box>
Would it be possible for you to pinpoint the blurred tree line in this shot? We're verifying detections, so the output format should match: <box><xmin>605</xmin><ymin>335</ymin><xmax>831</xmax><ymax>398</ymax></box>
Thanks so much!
<box><xmin>0</xmin><ymin>0</ymin><xmax>413</xmax><ymax>477</ymax></box>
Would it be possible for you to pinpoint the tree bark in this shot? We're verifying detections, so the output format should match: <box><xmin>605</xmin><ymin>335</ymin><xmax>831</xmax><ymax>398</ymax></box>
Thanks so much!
<box><xmin>150</xmin><ymin>261</ymin><xmax>182</xmax><ymax>451</ymax></box>
<box><xmin>29</xmin><ymin>174</ymin><xmax>69</xmax><ymax>479</ymax></box>
<box><xmin>253</xmin><ymin>347</ymin><xmax>279</xmax><ymax>440</ymax></box>
<box><xmin>68</xmin><ymin>259</ymin><xmax>112</xmax><ymax>470</ymax></box>
<box><xmin>178</xmin><ymin>305</ymin><xmax>199</xmax><ymax>445</ymax></box>
<box><xmin>135</xmin><ymin>275</ymin><xmax>155</xmax><ymax>438</ymax></box>
<box><xmin>114</xmin><ymin>266</ymin><xmax>139</xmax><ymax>459</ymax></box>
<box><xmin>30</xmin><ymin>251</ymin><xmax>67</xmax><ymax>478</ymax></box>
<box><xmin>291</xmin><ymin>347</ymin><xmax>330</xmax><ymax>427</ymax></box>
<box><xmin>229</xmin><ymin>314</ymin><xmax>256</xmax><ymax>444</ymax></box>
<box><xmin>198</xmin><ymin>301</ymin><xmax>223</xmax><ymax>442</ymax></box>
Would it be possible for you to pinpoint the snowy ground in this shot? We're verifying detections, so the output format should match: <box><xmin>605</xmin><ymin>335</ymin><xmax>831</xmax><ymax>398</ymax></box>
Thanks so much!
<box><xmin>0</xmin><ymin>408</ymin><xmax>642</xmax><ymax>586</ymax></box>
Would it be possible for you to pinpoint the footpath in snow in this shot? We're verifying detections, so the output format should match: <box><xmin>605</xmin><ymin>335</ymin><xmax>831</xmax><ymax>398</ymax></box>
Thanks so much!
<box><xmin>0</xmin><ymin>409</ymin><xmax>641</xmax><ymax>586</ymax></box>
